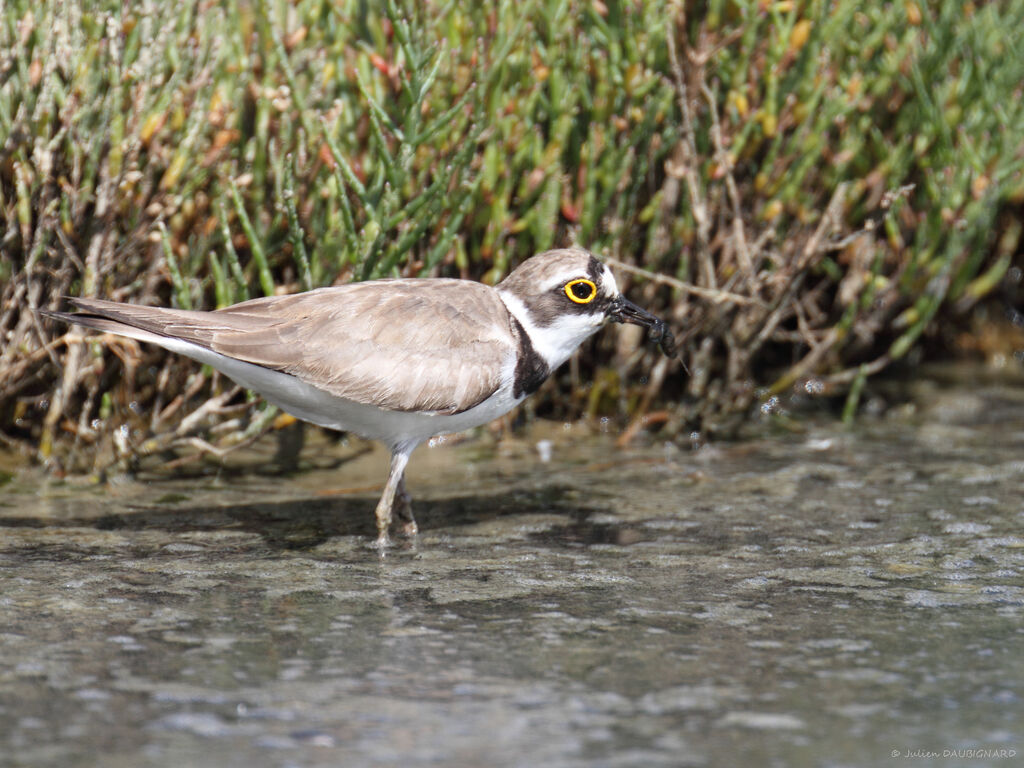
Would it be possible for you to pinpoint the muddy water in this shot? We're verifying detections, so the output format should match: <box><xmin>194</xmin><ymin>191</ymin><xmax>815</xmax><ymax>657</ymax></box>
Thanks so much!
<box><xmin>1</xmin><ymin>370</ymin><xmax>1023</xmax><ymax>767</ymax></box>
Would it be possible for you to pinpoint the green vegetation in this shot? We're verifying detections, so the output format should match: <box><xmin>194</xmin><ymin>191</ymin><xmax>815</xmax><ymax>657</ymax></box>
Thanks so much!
<box><xmin>1</xmin><ymin>0</ymin><xmax>1022</xmax><ymax>472</ymax></box>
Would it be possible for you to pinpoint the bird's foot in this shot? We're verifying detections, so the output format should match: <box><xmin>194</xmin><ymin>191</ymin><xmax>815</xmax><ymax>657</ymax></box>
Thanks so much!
<box><xmin>373</xmin><ymin>504</ymin><xmax>393</xmax><ymax>551</ymax></box>
<box><xmin>373</xmin><ymin>463</ymin><xmax>416</xmax><ymax>549</ymax></box>
<box><xmin>395</xmin><ymin>488</ymin><xmax>417</xmax><ymax>538</ymax></box>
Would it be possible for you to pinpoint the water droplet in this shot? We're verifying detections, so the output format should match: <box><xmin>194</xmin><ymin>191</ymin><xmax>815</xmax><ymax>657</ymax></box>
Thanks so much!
<box><xmin>536</xmin><ymin>440</ymin><xmax>553</xmax><ymax>463</ymax></box>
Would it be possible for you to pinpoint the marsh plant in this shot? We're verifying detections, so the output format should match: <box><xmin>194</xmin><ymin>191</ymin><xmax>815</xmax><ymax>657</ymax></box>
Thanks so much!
<box><xmin>1</xmin><ymin>0</ymin><xmax>1022</xmax><ymax>472</ymax></box>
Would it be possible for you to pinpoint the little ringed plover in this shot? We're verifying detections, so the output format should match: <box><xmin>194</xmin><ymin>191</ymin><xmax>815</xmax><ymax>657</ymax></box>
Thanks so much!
<box><xmin>41</xmin><ymin>247</ymin><xmax>675</xmax><ymax>547</ymax></box>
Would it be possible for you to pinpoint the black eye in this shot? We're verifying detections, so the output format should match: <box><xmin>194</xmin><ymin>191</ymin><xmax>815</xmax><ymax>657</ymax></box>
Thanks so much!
<box><xmin>565</xmin><ymin>279</ymin><xmax>596</xmax><ymax>304</ymax></box>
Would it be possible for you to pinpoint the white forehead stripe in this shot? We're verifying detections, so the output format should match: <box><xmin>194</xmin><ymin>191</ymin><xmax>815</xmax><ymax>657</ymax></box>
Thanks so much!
<box><xmin>601</xmin><ymin>263</ymin><xmax>619</xmax><ymax>296</ymax></box>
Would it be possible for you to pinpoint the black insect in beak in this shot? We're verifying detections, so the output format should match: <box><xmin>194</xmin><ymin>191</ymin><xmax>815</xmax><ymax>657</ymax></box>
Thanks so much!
<box><xmin>608</xmin><ymin>297</ymin><xmax>677</xmax><ymax>357</ymax></box>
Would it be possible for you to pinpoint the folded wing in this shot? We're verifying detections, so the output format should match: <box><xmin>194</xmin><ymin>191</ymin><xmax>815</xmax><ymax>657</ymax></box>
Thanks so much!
<box><xmin>62</xmin><ymin>280</ymin><xmax>516</xmax><ymax>414</ymax></box>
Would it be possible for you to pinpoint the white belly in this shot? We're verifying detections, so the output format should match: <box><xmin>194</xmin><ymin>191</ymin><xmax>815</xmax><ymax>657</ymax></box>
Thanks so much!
<box><xmin>154</xmin><ymin>334</ymin><xmax>523</xmax><ymax>449</ymax></box>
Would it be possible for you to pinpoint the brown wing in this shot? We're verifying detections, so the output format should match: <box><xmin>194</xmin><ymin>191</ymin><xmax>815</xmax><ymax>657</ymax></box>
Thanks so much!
<box><xmin>67</xmin><ymin>280</ymin><xmax>516</xmax><ymax>414</ymax></box>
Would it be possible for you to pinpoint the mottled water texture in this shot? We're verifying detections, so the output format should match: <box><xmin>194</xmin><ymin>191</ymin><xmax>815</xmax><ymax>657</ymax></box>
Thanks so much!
<box><xmin>2</xmin><ymin>370</ymin><xmax>1023</xmax><ymax>767</ymax></box>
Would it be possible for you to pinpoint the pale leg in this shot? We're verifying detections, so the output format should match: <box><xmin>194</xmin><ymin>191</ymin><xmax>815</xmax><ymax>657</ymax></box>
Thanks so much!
<box><xmin>395</xmin><ymin>474</ymin><xmax>417</xmax><ymax>537</ymax></box>
<box><xmin>373</xmin><ymin>442</ymin><xmax>415</xmax><ymax>548</ymax></box>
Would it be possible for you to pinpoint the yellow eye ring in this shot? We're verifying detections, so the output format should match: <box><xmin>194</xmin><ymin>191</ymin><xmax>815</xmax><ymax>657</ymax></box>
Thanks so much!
<box><xmin>564</xmin><ymin>278</ymin><xmax>597</xmax><ymax>304</ymax></box>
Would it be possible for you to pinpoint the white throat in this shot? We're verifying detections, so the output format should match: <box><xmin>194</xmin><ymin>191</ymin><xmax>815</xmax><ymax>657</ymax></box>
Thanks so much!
<box><xmin>498</xmin><ymin>289</ymin><xmax>605</xmax><ymax>371</ymax></box>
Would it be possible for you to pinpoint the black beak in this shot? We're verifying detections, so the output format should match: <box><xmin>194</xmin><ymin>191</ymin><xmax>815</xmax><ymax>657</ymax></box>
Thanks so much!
<box><xmin>609</xmin><ymin>296</ymin><xmax>661</xmax><ymax>328</ymax></box>
<box><xmin>608</xmin><ymin>297</ymin><xmax>677</xmax><ymax>357</ymax></box>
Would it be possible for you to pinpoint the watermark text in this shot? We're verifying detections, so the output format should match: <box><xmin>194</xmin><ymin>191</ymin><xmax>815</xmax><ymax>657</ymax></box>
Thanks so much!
<box><xmin>892</xmin><ymin>749</ymin><xmax>1017</xmax><ymax>760</ymax></box>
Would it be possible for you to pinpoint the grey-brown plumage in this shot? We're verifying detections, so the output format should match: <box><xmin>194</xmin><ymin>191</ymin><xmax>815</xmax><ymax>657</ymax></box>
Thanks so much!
<box><xmin>64</xmin><ymin>280</ymin><xmax>517</xmax><ymax>416</ymax></box>
<box><xmin>40</xmin><ymin>247</ymin><xmax>671</xmax><ymax>548</ymax></box>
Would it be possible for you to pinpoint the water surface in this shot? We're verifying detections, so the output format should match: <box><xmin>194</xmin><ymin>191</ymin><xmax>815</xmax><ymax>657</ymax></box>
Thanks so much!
<box><xmin>2</xmin><ymin>370</ymin><xmax>1023</xmax><ymax>767</ymax></box>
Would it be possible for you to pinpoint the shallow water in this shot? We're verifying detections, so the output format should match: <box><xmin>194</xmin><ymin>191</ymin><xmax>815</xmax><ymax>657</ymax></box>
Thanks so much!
<box><xmin>2</xmin><ymin>369</ymin><xmax>1023</xmax><ymax>767</ymax></box>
